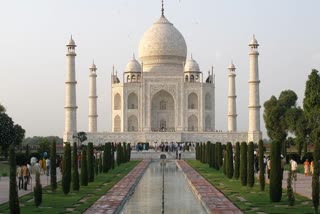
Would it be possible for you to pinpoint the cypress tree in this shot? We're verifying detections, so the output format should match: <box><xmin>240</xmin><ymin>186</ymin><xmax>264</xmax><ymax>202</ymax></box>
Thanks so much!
<box><xmin>62</xmin><ymin>143</ymin><xmax>71</xmax><ymax>195</ymax></box>
<box><xmin>226</xmin><ymin>142</ymin><xmax>234</xmax><ymax>179</ymax></box>
<box><xmin>270</xmin><ymin>141</ymin><xmax>282</xmax><ymax>202</ymax></box>
<box><xmin>258</xmin><ymin>140</ymin><xmax>265</xmax><ymax>191</ymax></box>
<box><xmin>234</xmin><ymin>142</ymin><xmax>240</xmax><ymax>180</ymax></box>
<box><xmin>212</xmin><ymin>143</ymin><xmax>216</xmax><ymax>168</ymax></box>
<box><xmin>199</xmin><ymin>143</ymin><xmax>202</xmax><ymax>162</ymax></box>
<box><xmin>217</xmin><ymin>142</ymin><xmax>223</xmax><ymax>168</ymax></box>
<box><xmin>87</xmin><ymin>142</ymin><xmax>94</xmax><ymax>182</ymax></box>
<box><xmin>50</xmin><ymin>140</ymin><xmax>57</xmax><ymax>191</ymax></box>
<box><xmin>240</xmin><ymin>142</ymin><xmax>247</xmax><ymax>186</ymax></box>
<box><xmin>223</xmin><ymin>151</ymin><xmax>227</xmax><ymax>176</ymax></box>
<box><xmin>215</xmin><ymin>143</ymin><xmax>220</xmax><ymax>170</ymax></box>
<box><xmin>128</xmin><ymin>143</ymin><xmax>131</xmax><ymax>161</ymax></box>
<box><xmin>34</xmin><ymin>171</ymin><xmax>42</xmax><ymax>207</ymax></box>
<box><xmin>287</xmin><ymin>162</ymin><xmax>295</xmax><ymax>206</ymax></box>
<box><xmin>123</xmin><ymin>142</ymin><xmax>127</xmax><ymax>163</ymax></box>
<box><xmin>72</xmin><ymin>142</ymin><xmax>80</xmax><ymax>191</ymax></box>
<box><xmin>103</xmin><ymin>143</ymin><xmax>108</xmax><ymax>173</ymax></box>
<box><xmin>81</xmin><ymin>148</ymin><xmax>88</xmax><ymax>186</ymax></box>
<box><xmin>206</xmin><ymin>141</ymin><xmax>210</xmax><ymax>164</ymax></box>
<box><xmin>99</xmin><ymin>156</ymin><xmax>103</xmax><ymax>173</ymax></box>
<box><xmin>111</xmin><ymin>143</ymin><xmax>115</xmax><ymax>169</ymax></box>
<box><xmin>247</xmin><ymin>141</ymin><xmax>255</xmax><ymax>187</ymax></box>
<box><xmin>195</xmin><ymin>143</ymin><xmax>199</xmax><ymax>160</ymax></box>
<box><xmin>312</xmin><ymin>129</ymin><xmax>320</xmax><ymax>213</ymax></box>
<box><xmin>9</xmin><ymin>144</ymin><xmax>20</xmax><ymax>214</ymax></box>
<box><xmin>116</xmin><ymin>143</ymin><xmax>122</xmax><ymax>166</ymax></box>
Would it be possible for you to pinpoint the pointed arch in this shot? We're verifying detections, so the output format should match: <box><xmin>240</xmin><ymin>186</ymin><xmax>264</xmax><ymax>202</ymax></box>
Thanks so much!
<box><xmin>128</xmin><ymin>92</ymin><xmax>138</xmax><ymax>109</ymax></box>
<box><xmin>205</xmin><ymin>115</ymin><xmax>211</xmax><ymax>131</ymax></box>
<box><xmin>188</xmin><ymin>92</ymin><xmax>198</xmax><ymax>109</ymax></box>
<box><xmin>188</xmin><ymin>114</ymin><xmax>198</xmax><ymax>132</ymax></box>
<box><xmin>128</xmin><ymin>115</ymin><xmax>138</xmax><ymax>132</ymax></box>
<box><xmin>114</xmin><ymin>93</ymin><xmax>121</xmax><ymax>110</ymax></box>
<box><xmin>114</xmin><ymin>115</ymin><xmax>121</xmax><ymax>132</ymax></box>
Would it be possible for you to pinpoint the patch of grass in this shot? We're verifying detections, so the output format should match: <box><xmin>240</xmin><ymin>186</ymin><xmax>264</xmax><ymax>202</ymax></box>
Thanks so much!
<box><xmin>187</xmin><ymin>160</ymin><xmax>314</xmax><ymax>214</ymax></box>
<box><xmin>0</xmin><ymin>163</ymin><xmax>9</xmax><ymax>177</ymax></box>
<box><xmin>0</xmin><ymin>160</ymin><xmax>140</xmax><ymax>213</ymax></box>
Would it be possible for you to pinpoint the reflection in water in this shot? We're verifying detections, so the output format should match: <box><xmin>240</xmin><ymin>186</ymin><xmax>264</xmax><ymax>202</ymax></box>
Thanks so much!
<box><xmin>121</xmin><ymin>161</ymin><xmax>206</xmax><ymax>214</ymax></box>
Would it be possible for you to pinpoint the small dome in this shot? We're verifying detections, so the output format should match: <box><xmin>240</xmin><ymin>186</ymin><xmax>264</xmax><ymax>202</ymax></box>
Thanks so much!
<box><xmin>139</xmin><ymin>15</ymin><xmax>187</xmax><ymax>68</ymax></box>
<box><xmin>184</xmin><ymin>56</ymin><xmax>200</xmax><ymax>72</ymax></box>
<box><xmin>125</xmin><ymin>55</ymin><xmax>141</xmax><ymax>72</ymax></box>
<box><xmin>228</xmin><ymin>61</ymin><xmax>235</xmax><ymax>70</ymax></box>
<box><xmin>249</xmin><ymin>34</ymin><xmax>259</xmax><ymax>46</ymax></box>
<box><xmin>67</xmin><ymin>36</ymin><xmax>76</xmax><ymax>46</ymax></box>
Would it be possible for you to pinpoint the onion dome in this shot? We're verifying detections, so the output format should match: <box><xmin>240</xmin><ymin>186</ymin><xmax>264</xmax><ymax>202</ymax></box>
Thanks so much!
<box><xmin>184</xmin><ymin>55</ymin><xmax>200</xmax><ymax>72</ymax></box>
<box><xmin>249</xmin><ymin>34</ymin><xmax>259</xmax><ymax>47</ymax></box>
<box><xmin>228</xmin><ymin>61</ymin><xmax>236</xmax><ymax>71</ymax></box>
<box><xmin>67</xmin><ymin>35</ymin><xmax>76</xmax><ymax>47</ymax></box>
<box><xmin>125</xmin><ymin>54</ymin><xmax>141</xmax><ymax>72</ymax></box>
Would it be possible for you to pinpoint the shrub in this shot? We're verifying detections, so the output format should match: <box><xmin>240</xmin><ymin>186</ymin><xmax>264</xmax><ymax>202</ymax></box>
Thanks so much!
<box><xmin>247</xmin><ymin>141</ymin><xmax>255</xmax><ymax>188</ymax></box>
<box><xmin>240</xmin><ymin>142</ymin><xmax>247</xmax><ymax>186</ymax></box>
<box><xmin>9</xmin><ymin>145</ymin><xmax>20</xmax><ymax>213</ymax></box>
<box><xmin>258</xmin><ymin>140</ymin><xmax>265</xmax><ymax>191</ymax></box>
<box><xmin>81</xmin><ymin>147</ymin><xmax>88</xmax><ymax>186</ymax></box>
<box><xmin>226</xmin><ymin>142</ymin><xmax>234</xmax><ymax>179</ymax></box>
<box><xmin>34</xmin><ymin>171</ymin><xmax>42</xmax><ymax>207</ymax></box>
<box><xmin>270</xmin><ymin>141</ymin><xmax>282</xmax><ymax>202</ymax></box>
<box><xmin>72</xmin><ymin>142</ymin><xmax>79</xmax><ymax>191</ymax></box>
<box><xmin>62</xmin><ymin>143</ymin><xmax>71</xmax><ymax>195</ymax></box>
<box><xmin>87</xmin><ymin>142</ymin><xmax>94</xmax><ymax>182</ymax></box>
<box><xmin>234</xmin><ymin>142</ymin><xmax>240</xmax><ymax>180</ymax></box>
<box><xmin>50</xmin><ymin>140</ymin><xmax>57</xmax><ymax>191</ymax></box>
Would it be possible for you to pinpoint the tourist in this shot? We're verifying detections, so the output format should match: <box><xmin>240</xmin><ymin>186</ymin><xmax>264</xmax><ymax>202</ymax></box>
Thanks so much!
<box><xmin>280</xmin><ymin>155</ymin><xmax>285</xmax><ymax>180</ymax></box>
<box><xmin>267</xmin><ymin>157</ymin><xmax>271</xmax><ymax>179</ymax></box>
<box><xmin>46</xmin><ymin>157</ymin><xmax>51</xmax><ymax>176</ymax></box>
<box><xmin>310</xmin><ymin>160</ymin><xmax>314</xmax><ymax>175</ymax></box>
<box><xmin>304</xmin><ymin>159</ymin><xmax>310</xmax><ymax>176</ymax></box>
<box><xmin>39</xmin><ymin>158</ymin><xmax>43</xmax><ymax>174</ymax></box>
<box><xmin>263</xmin><ymin>155</ymin><xmax>267</xmax><ymax>173</ymax></box>
<box><xmin>22</xmin><ymin>163</ymin><xmax>29</xmax><ymax>190</ymax></box>
<box><xmin>42</xmin><ymin>158</ymin><xmax>47</xmax><ymax>175</ymax></box>
<box><xmin>290</xmin><ymin>158</ymin><xmax>298</xmax><ymax>181</ymax></box>
<box><xmin>16</xmin><ymin>165</ymin><xmax>23</xmax><ymax>190</ymax></box>
<box><xmin>178</xmin><ymin>149</ymin><xmax>182</xmax><ymax>160</ymax></box>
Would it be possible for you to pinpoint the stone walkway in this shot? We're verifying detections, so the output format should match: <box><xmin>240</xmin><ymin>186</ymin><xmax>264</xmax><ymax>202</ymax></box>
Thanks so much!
<box><xmin>177</xmin><ymin>160</ymin><xmax>243</xmax><ymax>214</ymax></box>
<box><xmin>84</xmin><ymin>160</ymin><xmax>150</xmax><ymax>214</ymax></box>
<box><xmin>0</xmin><ymin>168</ymin><xmax>62</xmax><ymax>204</ymax></box>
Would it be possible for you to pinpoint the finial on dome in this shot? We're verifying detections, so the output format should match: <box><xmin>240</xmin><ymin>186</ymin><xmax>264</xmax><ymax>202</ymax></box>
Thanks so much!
<box><xmin>161</xmin><ymin>0</ymin><xmax>164</xmax><ymax>16</ymax></box>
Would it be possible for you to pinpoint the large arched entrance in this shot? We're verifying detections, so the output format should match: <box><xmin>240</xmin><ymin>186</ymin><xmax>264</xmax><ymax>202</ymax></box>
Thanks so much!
<box><xmin>151</xmin><ymin>90</ymin><xmax>175</xmax><ymax>132</ymax></box>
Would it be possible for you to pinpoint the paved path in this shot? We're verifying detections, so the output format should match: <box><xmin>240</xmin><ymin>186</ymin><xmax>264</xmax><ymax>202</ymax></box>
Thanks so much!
<box><xmin>0</xmin><ymin>167</ymin><xmax>62</xmax><ymax>205</ymax></box>
<box><xmin>84</xmin><ymin>160</ymin><xmax>150</xmax><ymax>214</ymax></box>
<box><xmin>177</xmin><ymin>160</ymin><xmax>243</xmax><ymax>214</ymax></box>
<box><xmin>282</xmin><ymin>171</ymin><xmax>311</xmax><ymax>199</ymax></box>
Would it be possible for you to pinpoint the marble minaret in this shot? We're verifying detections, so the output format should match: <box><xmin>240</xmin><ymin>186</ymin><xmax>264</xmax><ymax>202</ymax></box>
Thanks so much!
<box><xmin>88</xmin><ymin>61</ymin><xmax>98</xmax><ymax>132</ymax></box>
<box><xmin>64</xmin><ymin>36</ymin><xmax>77</xmax><ymax>142</ymax></box>
<box><xmin>227</xmin><ymin>62</ymin><xmax>237</xmax><ymax>132</ymax></box>
<box><xmin>248</xmin><ymin>35</ymin><xmax>261</xmax><ymax>142</ymax></box>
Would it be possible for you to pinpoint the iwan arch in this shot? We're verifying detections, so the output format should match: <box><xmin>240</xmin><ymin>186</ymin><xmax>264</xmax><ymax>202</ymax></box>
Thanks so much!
<box><xmin>63</xmin><ymin>7</ymin><xmax>262</xmax><ymax>145</ymax></box>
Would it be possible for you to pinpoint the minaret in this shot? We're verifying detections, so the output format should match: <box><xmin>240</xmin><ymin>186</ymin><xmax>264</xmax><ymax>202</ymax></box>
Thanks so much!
<box><xmin>88</xmin><ymin>61</ymin><xmax>98</xmax><ymax>133</ymax></box>
<box><xmin>228</xmin><ymin>62</ymin><xmax>237</xmax><ymax>132</ymax></box>
<box><xmin>248</xmin><ymin>35</ymin><xmax>261</xmax><ymax>142</ymax></box>
<box><xmin>64</xmin><ymin>36</ymin><xmax>77</xmax><ymax>142</ymax></box>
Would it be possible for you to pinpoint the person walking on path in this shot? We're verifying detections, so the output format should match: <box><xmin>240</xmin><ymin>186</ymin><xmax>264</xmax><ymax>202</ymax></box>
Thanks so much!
<box><xmin>267</xmin><ymin>157</ymin><xmax>271</xmax><ymax>179</ymax></box>
<box><xmin>46</xmin><ymin>158</ymin><xmax>51</xmax><ymax>176</ymax></box>
<box><xmin>290</xmin><ymin>158</ymin><xmax>298</xmax><ymax>181</ymax></box>
<box><xmin>22</xmin><ymin>163</ymin><xmax>29</xmax><ymax>190</ymax></box>
<box><xmin>280</xmin><ymin>155</ymin><xmax>286</xmax><ymax>180</ymax></box>
<box><xmin>16</xmin><ymin>165</ymin><xmax>23</xmax><ymax>190</ymax></box>
<box><xmin>304</xmin><ymin>159</ymin><xmax>310</xmax><ymax>176</ymax></box>
<box><xmin>310</xmin><ymin>160</ymin><xmax>314</xmax><ymax>175</ymax></box>
<box><xmin>39</xmin><ymin>159</ymin><xmax>43</xmax><ymax>174</ymax></box>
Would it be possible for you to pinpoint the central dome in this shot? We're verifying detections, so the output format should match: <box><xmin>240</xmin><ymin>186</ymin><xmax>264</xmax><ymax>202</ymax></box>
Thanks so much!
<box><xmin>139</xmin><ymin>15</ymin><xmax>187</xmax><ymax>72</ymax></box>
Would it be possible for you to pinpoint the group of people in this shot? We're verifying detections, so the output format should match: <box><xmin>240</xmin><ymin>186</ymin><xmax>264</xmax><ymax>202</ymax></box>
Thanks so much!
<box><xmin>16</xmin><ymin>163</ymin><xmax>30</xmax><ymax>190</ymax></box>
<box><xmin>303</xmin><ymin>159</ymin><xmax>315</xmax><ymax>176</ymax></box>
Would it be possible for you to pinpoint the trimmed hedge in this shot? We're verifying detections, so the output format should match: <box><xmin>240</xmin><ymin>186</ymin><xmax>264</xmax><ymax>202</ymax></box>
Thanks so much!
<box><xmin>258</xmin><ymin>140</ymin><xmax>265</xmax><ymax>191</ymax></box>
<box><xmin>81</xmin><ymin>147</ymin><xmax>88</xmax><ymax>186</ymax></box>
<box><xmin>240</xmin><ymin>142</ymin><xmax>247</xmax><ymax>186</ymax></box>
<box><xmin>270</xmin><ymin>141</ymin><xmax>282</xmax><ymax>202</ymax></box>
<box><xmin>234</xmin><ymin>142</ymin><xmax>240</xmax><ymax>180</ymax></box>
<box><xmin>72</xmin><ymin>142</ymin><xmax>80</xmax><ymax>191</ymax></box>
<box><xmin>226</xmin><ymin>142</ymin><xmax>234</xmax><ymax>179</ymax></box>
<box><xmin>247</xmin><ymin>141</ymin><xmax>255</xmax><ymax>187</ymax></box>
<box><xmin>87</xmin><ymin>142</ymin><xmax>94</xmax><ymax>182</ymax></box>
<box><xmin>62</xmin><ymin>143</ymin><xmax>71</xmax><ymax>195</ymax></box>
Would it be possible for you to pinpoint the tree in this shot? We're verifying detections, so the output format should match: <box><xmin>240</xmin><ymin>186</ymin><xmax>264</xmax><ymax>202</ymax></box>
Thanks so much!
<box><xmin>0</xmin><ymin>103</ymin><xmax>6</xmax><ymax>113</ymax></box>
<box><xmin>287</xmin><ymin>162</ymin><xmax>295</xmax><ymax>206</ymax></box>
<box><xmin>0</xmin><ymin>113</ymin><xmax>17</xmax><ymax>159</ymax></box>
<box><xmin>226</xmin><ymin>142</ymin><xmax>233</xmax><ymax>179</ymax></box>
<box><xmin>270</xmin><ymin>141</ymin><xmax>282</xmax><ymax>202</ymax></box>
<box><xmin>312</xmin><ymin>128</ymin><xmax>320</xmax><ymax>213</ymax></box>
<box><xmin>81</xmin><ymin>147</ymin><xmax>88</xmax><ymax>186</ymax></box>
<box><xmin>234</xmin><ymin>142</ymin><xmax>240</xmax><ymax>180</ymax></box>
<box><xmin>258</xmin><ymin>140</ymin><xmax>265</xmax><ymax>191</ymax></box>
<box><xmin>103</xmin><ymin>143</ymin><xmax>111</xmax><ymax>173</ymax></box>
<box><xmin>87</xmin><ymin>142</ymin><xmax>94</xmax><ymax>182</ymax></box>
<box><xmin>116</xmin><ymin>143</ymin><xmax>122</xmax><ymax>166</ymax></box>
<box><xmin>247</xmin><ymin>142</ymin><xmax>255</xmax><ymax>188</ymax></box>
<box><xmin>211</xmin><ymin>143</ymin><xmax>216</xmax><ymax>168</ymax></box>
<box><xmin>264</xmin><ymin>90</ymin><xmax>298</xmax><ymax>156</ymax></box>
<box><xmin>9</xmin><ymin>144</ymin><xmax>20</xmax><ymax>214</ymax></box>
<box><xmin>72</xmin><ymin>142</ymin><xmax>80</xmax><ymax>191</ymax></box>
<box><xmin>62</xmin><ymin>143</ymin><xmax>71</xmax><ymax>195</ymax></box>
<box><xmin>25</xmin><ymin>144</ymin><xmax>29</xmax><ymax>160</ymax></box>
<box><xmin>223</xmin><ymin>151</ymin><xmax>227</xmax><ymax>176</ymax></box>
<box><xmin>240</xmin><ymin>142</ymin><xmax>247</xmax><ymax>186</ymax></box>
<box><xmin>50</xmin><ymin>140</ymin><xmax>57</xmax><ymax>191</ymax></box>
<box><xmin>34</xmin><ymin>171</ymin><xmax>42</xmax><ymax>208</ymax></box>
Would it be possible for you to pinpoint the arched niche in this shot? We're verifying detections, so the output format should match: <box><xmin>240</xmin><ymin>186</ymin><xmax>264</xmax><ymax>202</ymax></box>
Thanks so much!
<box><xmin>188</xmin><ymin>114</ymin><xmax>198</xmax><ymax>132</ymax></box>
<box><xmin>128</xmin><ymin>115</ymin><xmax>138</xmax><ymax>132</ymax></box>
<box><xmin>128</xmin><ymin>92</ymin><xmax>138</xmax><ymax>109</ymax></box>
<box><xmin>114</xmin><ymin>115</ymin><xmax>121</xmax><ymax>132</ymax></box>
<box><xmin>114</xmin><ymin>93</ymin><xmax>121</xmax><ymax>110</ymax></box>
<box><xmin>188</xmin><ymin>92</ymin><xmax>198</xmax><ymax>109</ymax></box>
<box><xmin>205</xmin><ymin>93</ymin><xmax>212</xmax><ymax>110</ymax></box>
<box><xmin>205</xmin><ymin>115</ymin><xmax>211</xmax><ymax>131</ymax></box>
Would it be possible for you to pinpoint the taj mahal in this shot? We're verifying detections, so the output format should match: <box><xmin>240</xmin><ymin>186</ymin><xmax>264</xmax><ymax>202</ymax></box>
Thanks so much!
<box><xmin>63</xmin><ymin>5</ymin><xmax>262</xmax><ymax>145</ymax></box>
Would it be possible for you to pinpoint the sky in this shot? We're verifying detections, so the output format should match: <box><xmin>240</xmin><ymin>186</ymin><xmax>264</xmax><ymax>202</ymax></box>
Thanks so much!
<box><xmin>0</xmin><ymin>0</ymin><xmax>319</xmax><ymax>138</ymax></box>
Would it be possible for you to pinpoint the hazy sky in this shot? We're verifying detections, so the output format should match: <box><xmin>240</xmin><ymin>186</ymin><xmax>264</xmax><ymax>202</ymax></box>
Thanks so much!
<box><xmin>0</xmin><ymin>0</ymin><xmax>319</xmax><ymax>138</ymax></box>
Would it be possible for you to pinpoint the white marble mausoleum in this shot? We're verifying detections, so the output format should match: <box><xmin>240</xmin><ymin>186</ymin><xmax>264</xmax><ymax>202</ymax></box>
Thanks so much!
<box><xmin>63</xmin><ymin>7</ymin><xmax>262</xmax><ymax>145</ymax></box>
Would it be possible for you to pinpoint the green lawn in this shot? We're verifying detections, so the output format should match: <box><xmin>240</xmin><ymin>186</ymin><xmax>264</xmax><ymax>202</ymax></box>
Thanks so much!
<box><xmin>0</xmin><ymin>160</ymin><xmax>140</xmax><ymax>213</ymax></box>
<box><xmin>0</xmin><ymin>163</ymin><xmax>9</xmax><ymax>177</ymax></box>
<box><xmin>187</xmin><ymin>160</ymin><xmax>314</xmax><ymax>214</ymax></box>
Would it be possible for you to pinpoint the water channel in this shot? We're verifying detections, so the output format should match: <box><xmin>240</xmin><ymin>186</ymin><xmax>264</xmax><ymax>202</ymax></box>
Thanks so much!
<box><xmin>120</xmin><ymin>160</ymin><xmax>206</xmax><ymax>214</ymax></box>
